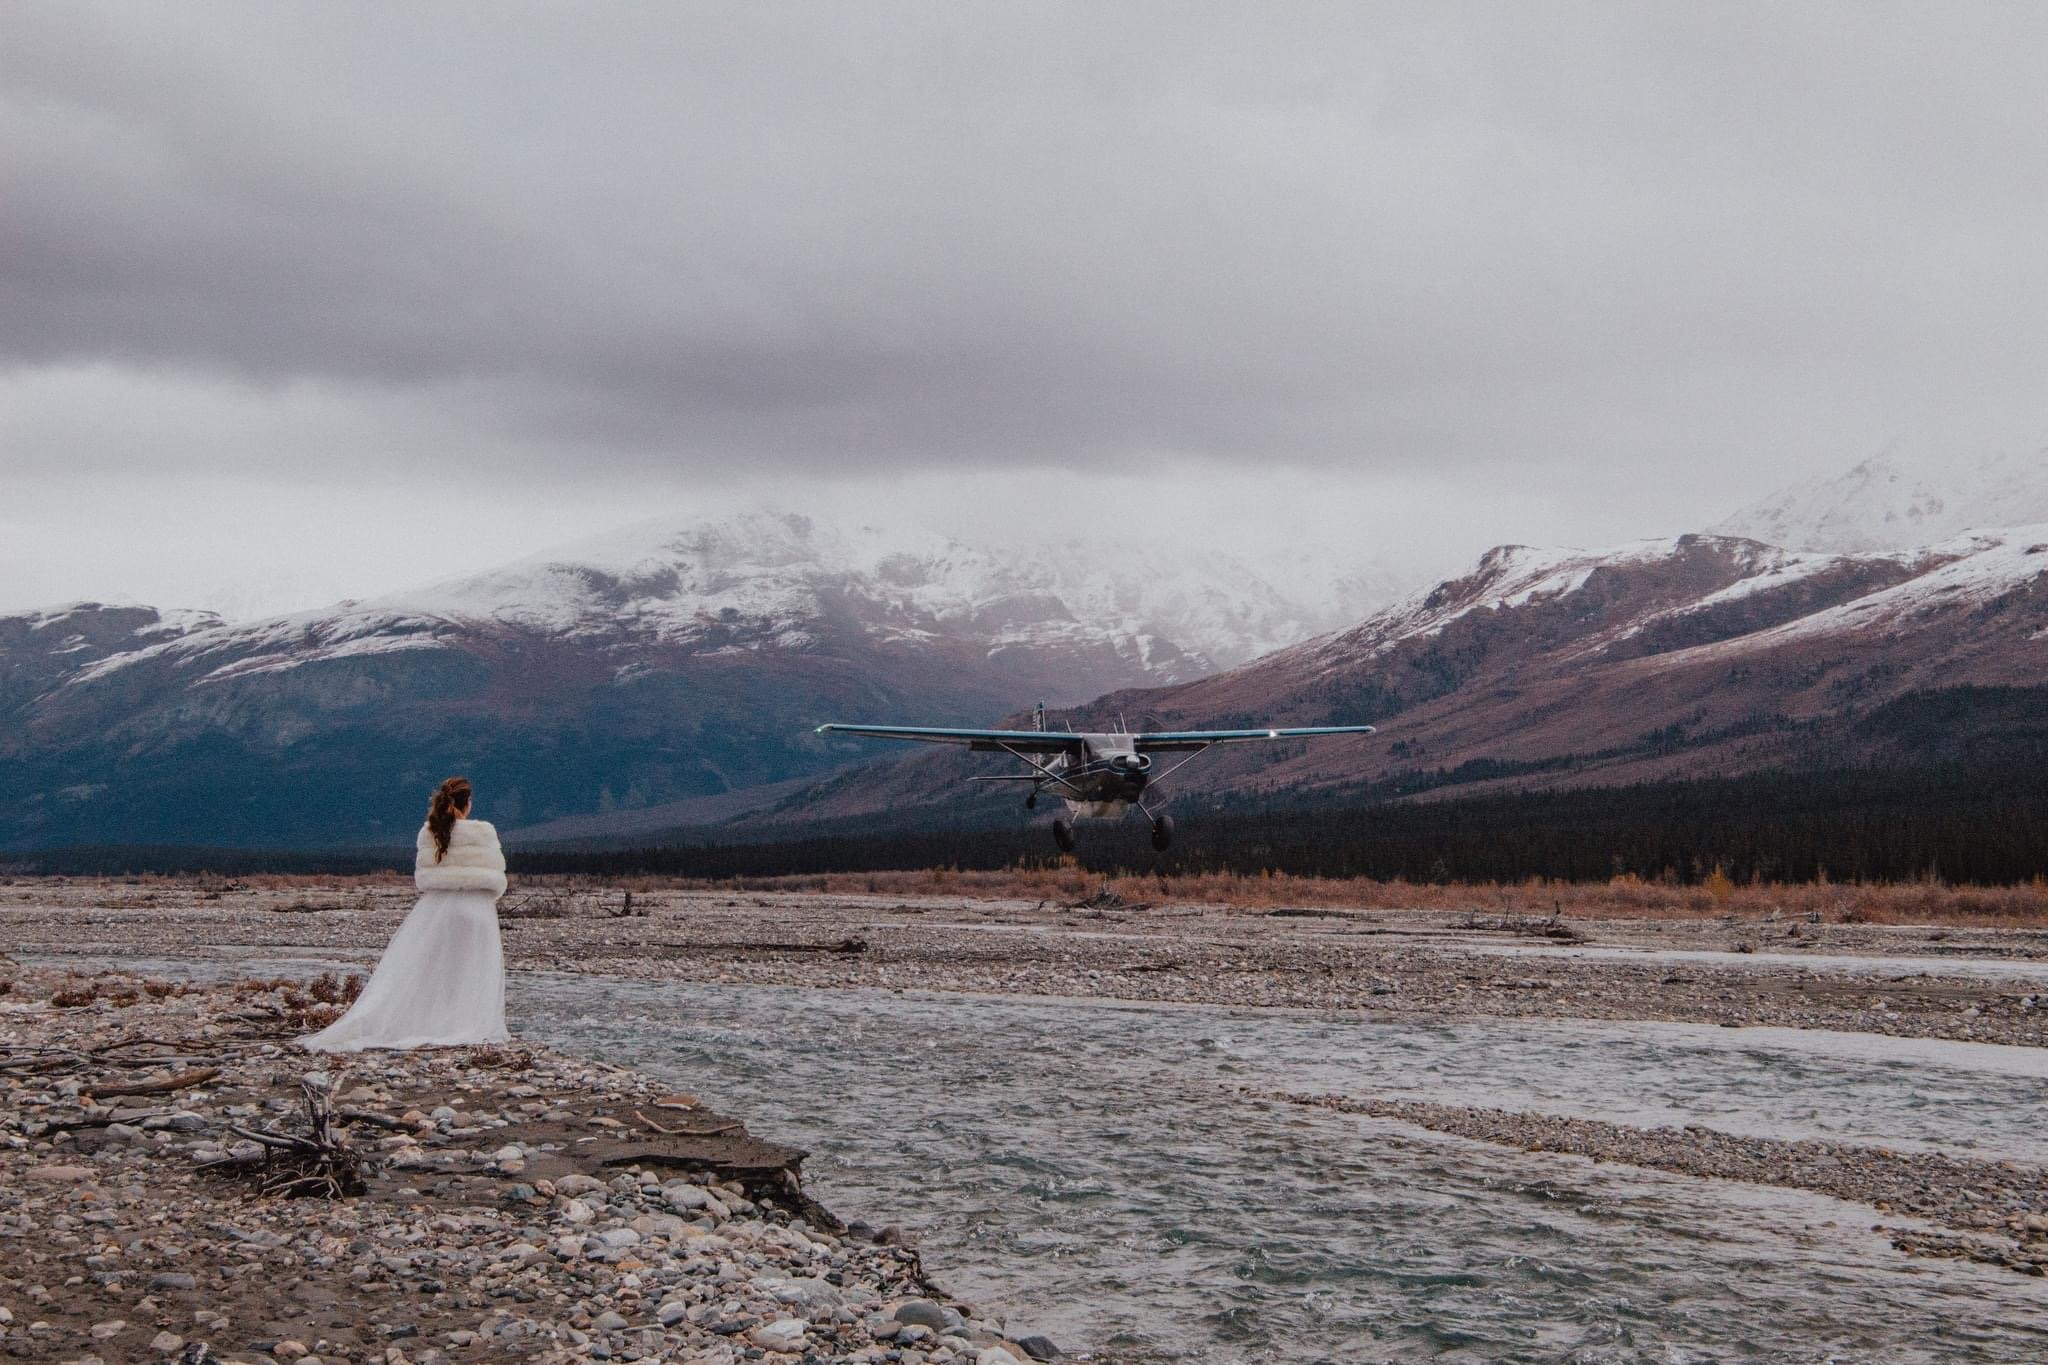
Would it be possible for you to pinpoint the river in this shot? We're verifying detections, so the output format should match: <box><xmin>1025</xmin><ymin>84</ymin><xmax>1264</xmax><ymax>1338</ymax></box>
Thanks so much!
<box><xmin>78</xmin><ymin>955</ymin><xmax>2048</xmax><ymax>1363</ymax></box>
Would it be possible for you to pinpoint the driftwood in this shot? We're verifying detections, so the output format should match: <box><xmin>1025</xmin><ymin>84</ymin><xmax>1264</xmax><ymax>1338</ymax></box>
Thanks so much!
<box><xmin>338</xmin><ymin>1107</ymin><xmax>415</xmax><ymax>1132</ymax></box>
<box><xmin>689</xmin><ymin>937</ymin><xmax>869</xmax><ymax>955</ymax></box>
<box><xmin>1064</xmin><ymin>889</ymin><xmax>1151</xmax><ymax>912</ymax></box>
<box><xmin>44</xmin><ymin>1108</ymin><xmax>174</xmax><ymax>1134</ymax></box>
<box><xmin>205</xmin><ymin>1075</ymin><xmax>366</xmax><ymax>1198</ymax></box>
<box><xmin>88</xmin><ymin>1066</ymin><xmax>220</xmax><ymax>1099</ymax></box>
<box><xmin>0</xmin><ymin>1043</ymin><xmax>227</xmax><ymax>1076</ymax></box>
<box><xmin>635</xmin><ymin>1108</ymin><xmax>744</xmax><ymax>1138</ymax></box>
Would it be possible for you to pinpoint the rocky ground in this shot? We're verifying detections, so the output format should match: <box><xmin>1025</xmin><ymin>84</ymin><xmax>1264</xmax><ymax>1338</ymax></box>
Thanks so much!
<box><xmin>0</xmin><ymin>963</ymin><xmax>1063</xmax><ymax>1365</ymax></box>
<box><xmin>5</xmin><ymin>877</ymin><xmax>2048</xmax><ymax>1358</ymax></box>
<box><xmin>6</xmin><ymin>878</ymin><xmax>2047</xmax><ymax>1045</ymax></box>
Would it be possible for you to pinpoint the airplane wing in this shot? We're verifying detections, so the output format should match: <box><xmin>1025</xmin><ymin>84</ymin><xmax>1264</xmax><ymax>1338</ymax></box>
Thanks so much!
<box><xmin>1133</xmin><ymin>724</ymin><xmax>1377</xmax><ymax>752</ymax></box>
<box><xmin>814</xmin><ymin>723</ymin><xmax>1087</xmax><ymax>753</ymax></box>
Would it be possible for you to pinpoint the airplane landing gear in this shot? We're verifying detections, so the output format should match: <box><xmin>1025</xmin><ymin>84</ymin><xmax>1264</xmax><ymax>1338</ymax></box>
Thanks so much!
<box><xmin>1150</xmin><ymin>814</ymin><xmax>1175</xmax><ymax>852</ymax></box>
<box><xmin>1052</xmin><ymin>818</ymin><xmax>1076</xmax><ymax>853</ymax></box>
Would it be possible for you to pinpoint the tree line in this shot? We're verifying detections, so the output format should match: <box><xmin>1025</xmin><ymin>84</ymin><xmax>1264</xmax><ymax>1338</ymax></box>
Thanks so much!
<box><xmin>15</xmin><ymin>760</ymin><xmax>2045</xmax><ymax>887</ymax></box>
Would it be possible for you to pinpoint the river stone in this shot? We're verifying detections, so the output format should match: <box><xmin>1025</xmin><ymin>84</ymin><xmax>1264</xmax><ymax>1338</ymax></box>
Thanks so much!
<box><xmin>592</xmin><ymin>1310</ymin><xmax>629</xmax><ymax>1331</ymax></box>
<box><xmin>664</xmin><ymin>1184</ymin><xmax>712</xmax><ymax>1211</ymax></box>
<box><xmin>30</xmin><ymin>1165</ymin><xmax>95</xmax><ymax>1183</ymax></box>
<box><xmin>556</xmin><ymin>1174</ymin><xmax>606</xmax><ymax>1196</ymax></box>
<box><xmin>895</xmin><ymin>1299</ymin><xmax>949</xmax><ymax>1330</ymax></box>
<box><xmin>750</xmin><ymin>1319</ymin><xmax>805</xmax><ymax>1351</ymax></box>
<box><xmin>630</xmin><ymin>1213</ymin><xmax>687</xmax><ymax>1240</ymax></box>
<box><xmin>149</xmin><ymin>1272</ymin><xmax>197</xmax><ymax>1291</ymax></box>
<box><xmin>655</xmin><ymin>1300</ymin><xmax>689</xmax><ymax>1326</ymax></box>
<box><xmin>151</xmin><ymin>1331</ymin><xmax>185</xmax><ymax>1353</ymax></box>
<box><xmin>1015</xmin><ymin>1335</ymin><xmax>1062</xmax><ymax>1360</ymax></box>
<box><xmin>764</xmin><ymin>1275</ymin><xmax>841</xmax><ymax>1310</ymax></box>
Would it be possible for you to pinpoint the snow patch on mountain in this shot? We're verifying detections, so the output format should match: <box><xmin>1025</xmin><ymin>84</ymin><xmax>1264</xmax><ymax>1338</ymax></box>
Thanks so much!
<box><xmin>59</xmin><ymin>507</ymin><xmax>1400</xmax><ymax>693</ymax></box>
<box><xmin>6</xmin><ymin>600</ymin><xmax>224</xmax><ymax>640</ymax></box>
<box><xmin>1282</xmin><ymin>536</ymin><xmax>1771</xmax><ymax>673</ymax></box>
<box><xmin>365</xmin><ymin>508</ymin><xmax>1375</xmax><ymax>671</ymax></box>
<box><xmin>1716</xmin><ymin>440</ymin><xmax>2048</xmax><ymax>553</ymax></box>
<box><xmin>1690</xmin><ymin>526</ymin><xmax>2048</xmax><ymax>650</ymax></box>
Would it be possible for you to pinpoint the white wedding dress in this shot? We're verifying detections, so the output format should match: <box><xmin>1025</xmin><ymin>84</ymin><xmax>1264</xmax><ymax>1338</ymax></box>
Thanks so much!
<box><xmin>302</xmin><ymin>817</ymin><xmax>511</xmax><ymax>1052</ymax></box>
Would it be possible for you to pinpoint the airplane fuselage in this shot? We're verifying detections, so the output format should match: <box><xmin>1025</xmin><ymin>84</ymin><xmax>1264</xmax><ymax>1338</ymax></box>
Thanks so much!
<box><xmin>1048</xmin><ymin>734</ymin><xmax>1153</xmax><ymax>816</ymax></box>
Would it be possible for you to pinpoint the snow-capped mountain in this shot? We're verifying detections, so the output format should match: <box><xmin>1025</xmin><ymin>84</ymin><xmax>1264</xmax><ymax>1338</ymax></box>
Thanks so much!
<box><xmin>1715</xmin><ymin>440</ymin><xmax>2048</xmax><ymax>554</ymax></box>
<box><xmin>11</xmin><ymin>490</ymin><xmax>2043</xmax><ymax>850</ymax></box>
<box><xmin>391</xmin><ymin>508</ymin><xmax>1381</xmax><ymax>674</ymax></box>
<box><xmin>781</xmin><ymin>526</ymin><xmax>2048</xmax><ymax>825</ymax></box>
<box><xmin>35</xmin><ymin>507</ymin><xmax>1395</xmax><ymax>705</ymax></box>
<box><xmin>0</xmin><ymin>509</ymin><xmax>1398</xmax><ymax>848</ymax></box>
<box><xmin>1143</xmin><ymin>524</ymin><xmax>2047</xmax><ymax>788</ymax></box>
<box><xmin>0</xmin><ymin>602</ymin><xmax>223</xmax><ymax>709</ymax></box>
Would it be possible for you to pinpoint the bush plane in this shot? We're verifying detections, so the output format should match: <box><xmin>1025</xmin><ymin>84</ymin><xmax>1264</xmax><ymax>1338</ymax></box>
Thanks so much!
<box><xmin>815</xmin><ymin>705</ymin><xmax>1376</xmax><ymax>851</ymax></box>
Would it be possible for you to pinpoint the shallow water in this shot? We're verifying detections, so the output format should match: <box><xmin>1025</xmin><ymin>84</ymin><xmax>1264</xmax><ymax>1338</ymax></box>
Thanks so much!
<box><xmin>71</xmin><ymin>956</ymin><xmax>2048</xmax><ymax>1363</ymax></box>
<box><xmin>511</xmin><ymin>976</ymin><xmax>2048</xmax><ymax>1364</ymax></box>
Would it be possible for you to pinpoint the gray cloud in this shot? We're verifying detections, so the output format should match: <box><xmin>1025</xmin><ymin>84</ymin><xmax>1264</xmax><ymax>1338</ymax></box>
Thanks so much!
<box><xmin>3</xmin><ymin>0</ymin><xmax>2046</xmax><ymax>600</ymax></box>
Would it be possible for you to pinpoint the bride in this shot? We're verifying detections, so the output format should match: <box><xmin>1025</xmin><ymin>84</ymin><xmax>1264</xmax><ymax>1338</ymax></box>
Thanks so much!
<box><xmin>302</xmin><ymin>776</ymin><xmax>511</xmax><ymax>1052</ymax></box>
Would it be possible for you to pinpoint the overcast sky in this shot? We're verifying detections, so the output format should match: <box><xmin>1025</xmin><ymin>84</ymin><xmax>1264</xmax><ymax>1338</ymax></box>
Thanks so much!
<box><xmin>5</xmin><ymin>1</ymin><xmax>2047</xmax><ymax>616</ymax></box>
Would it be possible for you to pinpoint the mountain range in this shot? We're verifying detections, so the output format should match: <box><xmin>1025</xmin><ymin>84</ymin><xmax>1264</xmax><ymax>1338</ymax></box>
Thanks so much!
<box><xmin>3</xmin><ymin>450</ymin><xmax>2044</xmax><ymax>852</ymax></box>
<box><xmin>0</xmin><ymin>511</ymin><xmax>1389</xmax><ymax>848</ymax></box>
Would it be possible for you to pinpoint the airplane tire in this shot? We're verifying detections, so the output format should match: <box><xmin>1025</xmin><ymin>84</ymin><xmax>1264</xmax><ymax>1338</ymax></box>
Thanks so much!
<box><xmin>1151</xmin><ymin>814</ymin><xmax>1175</xmax><ymax>852</ymax></box>
<box><xmin>1025</xmin><ymin>792</ymin><xmax>1037</xmax><ymax>810</ymax></box>
<box><xmin>1052</xmin><ymin>818</ymin><xmax>1076</xmax><ymax>853</ymax></box>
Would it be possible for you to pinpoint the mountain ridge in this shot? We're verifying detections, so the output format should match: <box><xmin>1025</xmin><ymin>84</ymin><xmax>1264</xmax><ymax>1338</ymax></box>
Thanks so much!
<box><xmin>760</xmin><ymin>524</ymin><xmax>2048</xmax><ymax>833</ymax></box>
<box><xmin>0</xmin><ymin>508</ymin><xmax>1394</xmax><ymax>849</ymax></box>
<box><xmin>1714</xmin><ymin>441</ymin><xmax>2048</xmax><ymax>553</ymax></box>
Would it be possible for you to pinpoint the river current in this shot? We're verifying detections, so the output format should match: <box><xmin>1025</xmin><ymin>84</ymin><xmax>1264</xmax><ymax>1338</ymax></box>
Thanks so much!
<box><xmin>512</xmin><ymin>975</ymin><xmax>2048</xmax><ymax>1364</ymax></box>
<box><xmin>78</xmin><ymin>957</ymin><xmax>2048</xmax><ymax>1363</ymax></box>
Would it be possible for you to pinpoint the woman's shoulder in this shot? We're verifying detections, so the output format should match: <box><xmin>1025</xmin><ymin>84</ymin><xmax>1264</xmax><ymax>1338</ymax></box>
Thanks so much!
<box><xmin>457</xmin><ymin>818</ymin><xmax>501</xmax><ymax>840</ymax></box>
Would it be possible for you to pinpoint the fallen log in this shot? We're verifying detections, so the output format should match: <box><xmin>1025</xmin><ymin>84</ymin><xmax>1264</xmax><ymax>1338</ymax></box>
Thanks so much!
<box><xmin>87</xmin><ymin>1066</ymin><xmax>220</xmax><ymax>1099</ymax></box>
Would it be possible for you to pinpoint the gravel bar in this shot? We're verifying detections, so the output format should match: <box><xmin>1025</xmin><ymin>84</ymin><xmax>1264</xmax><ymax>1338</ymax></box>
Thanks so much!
<box><xmin>0</xmin><ymin>964</ymin><xmax>1067</xmax><ymax>1365</ymax></box>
